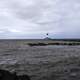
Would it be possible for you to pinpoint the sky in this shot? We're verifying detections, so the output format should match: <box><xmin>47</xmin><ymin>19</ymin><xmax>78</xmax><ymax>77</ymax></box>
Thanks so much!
<box><xmin>0</xmin><ymin>0</ymin><xmax>80</xmax><ymax>39</ymax></box>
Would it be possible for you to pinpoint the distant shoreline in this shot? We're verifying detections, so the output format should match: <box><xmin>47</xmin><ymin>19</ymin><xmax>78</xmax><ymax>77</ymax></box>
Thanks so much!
<box><xmin>0</xmin><ymin>39</ymin><xmax>80</xmax><ymax>46</ymax></box>
<box><xmin>0</xmin><ymin>39</ymin><xmax>80</xmax><ymax>41</ymax></box>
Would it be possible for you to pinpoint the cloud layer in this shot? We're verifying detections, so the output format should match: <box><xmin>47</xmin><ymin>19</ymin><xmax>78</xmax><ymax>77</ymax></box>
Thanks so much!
<box><xmin>0</xmin><ymin>0</ymin><xmax>80</xmax><ymax>38</ymax></box>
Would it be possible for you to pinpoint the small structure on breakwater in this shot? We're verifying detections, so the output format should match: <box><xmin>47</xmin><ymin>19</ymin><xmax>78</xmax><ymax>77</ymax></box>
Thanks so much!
<box><xmin>44</xmin><ymin>33</ymin><xmax>52</xmax><ymax>40</ymax></box>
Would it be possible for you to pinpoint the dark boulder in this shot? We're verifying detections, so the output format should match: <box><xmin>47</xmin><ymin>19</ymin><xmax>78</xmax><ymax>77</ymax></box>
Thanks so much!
<box><xmin>0</xmin><ymin>69</ymin><xmax>16</xmax><ymax>80</ymax></box>
<box><xmin>0</xmin><ymin>69</ymin><xmax>31</xmax><ymax>80</ymax></box>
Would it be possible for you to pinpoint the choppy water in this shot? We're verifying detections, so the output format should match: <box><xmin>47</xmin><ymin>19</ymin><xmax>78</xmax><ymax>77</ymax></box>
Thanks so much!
<box><xmin>0</xmin><ymin>41</ymin><xmax>80</xmax><ymax>80</ymax></box>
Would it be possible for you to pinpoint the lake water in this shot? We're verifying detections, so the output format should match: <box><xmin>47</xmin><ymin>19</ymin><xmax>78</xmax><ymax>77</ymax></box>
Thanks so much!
<box><xmin>0</xmin><ymin>41</ymin><xmax>80</xmax><ymax>80</ymax></box>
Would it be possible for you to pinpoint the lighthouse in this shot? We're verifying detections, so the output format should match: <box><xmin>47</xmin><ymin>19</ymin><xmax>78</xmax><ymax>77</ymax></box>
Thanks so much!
<box><xmin>44</xmin><ymin>33</ymin><xmax>51</xmax><ymax>40</ymax></box>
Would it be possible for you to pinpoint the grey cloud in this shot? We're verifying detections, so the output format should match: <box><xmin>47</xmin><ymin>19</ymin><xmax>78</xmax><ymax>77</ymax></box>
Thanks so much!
<box><xmin>0</xmin><ymin>0</ymin><xmax>80</xmax><ymax>38</ymax></box>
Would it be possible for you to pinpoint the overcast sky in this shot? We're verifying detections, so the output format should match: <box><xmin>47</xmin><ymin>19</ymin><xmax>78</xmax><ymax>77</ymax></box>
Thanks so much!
<box><xmin>0</xmin><ymin>0</ymin><xmax>80</xmax><ymax>39</ymax></box>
